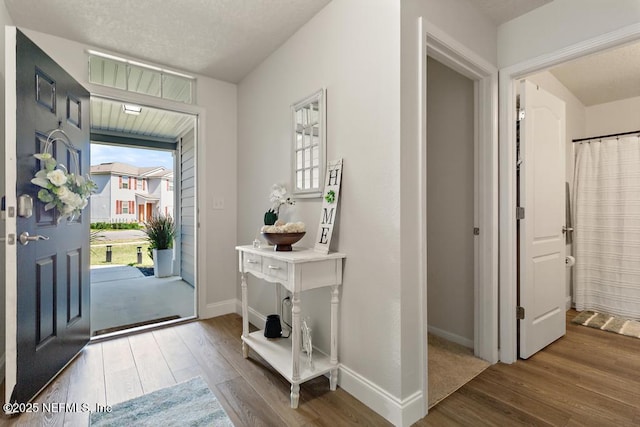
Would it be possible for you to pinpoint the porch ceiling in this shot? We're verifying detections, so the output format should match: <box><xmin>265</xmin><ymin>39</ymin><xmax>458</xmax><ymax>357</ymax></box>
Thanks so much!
<box><xmin>90</xmin><ymin>98</ymin><xmax>194</xmax><ymax>141</ymax></box>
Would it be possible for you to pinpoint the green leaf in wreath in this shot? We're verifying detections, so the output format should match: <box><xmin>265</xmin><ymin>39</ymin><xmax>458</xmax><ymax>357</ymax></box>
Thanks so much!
<box><xmin>325</xmin><ymin>190</ymin><xmax>336</xmax><ymax>204</ymax></box>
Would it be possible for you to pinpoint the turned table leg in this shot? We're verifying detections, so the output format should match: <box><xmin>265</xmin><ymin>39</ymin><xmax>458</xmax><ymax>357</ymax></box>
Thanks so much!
<box><xmin>290</xmin><ymin>383</ymin><xmax>300</xmax><ymax>408</ymax></box>
<box><xmin>291</xmin><ymin>291</ymin><xmax>301</xmax><ymax>407</ymax></box>
<box><xmin>241</xmin><ymin>272</ymin><xmax>249</xmax><ymax>358</ymax></box>
<box><xmin>330</xmin><ymin>284</ymin><xmax>340</xmax><ymax>390</ymax></box>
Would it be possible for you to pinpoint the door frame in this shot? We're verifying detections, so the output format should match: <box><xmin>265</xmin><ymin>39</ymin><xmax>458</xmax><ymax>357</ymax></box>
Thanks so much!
<box><xmin>419</xmin><ymin>18</ymin><xmax>499</xmax><ymax>409</ymax></box>
<box><xmin>4</xmin><ymin>25</ymin><xmax>18</xmax><ymax>396</ymax></box>
<box><xmin>498</xmin><ymin>25</ymin><xmax>640</xmax><ymax>363</ymax></box>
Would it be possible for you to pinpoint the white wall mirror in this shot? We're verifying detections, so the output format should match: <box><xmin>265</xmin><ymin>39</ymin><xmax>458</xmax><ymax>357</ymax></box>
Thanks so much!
<box><xmin>292</xmin><ymin>89</ymin><xmax>326</xmax><ymax>197</ymax></box>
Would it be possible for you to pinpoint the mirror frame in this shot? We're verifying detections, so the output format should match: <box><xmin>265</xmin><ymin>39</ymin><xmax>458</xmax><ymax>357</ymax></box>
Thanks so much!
<box><xmin>291</xmin><ymin>88</ymin><xmax>326</xmax><ymax>198</ymax></box>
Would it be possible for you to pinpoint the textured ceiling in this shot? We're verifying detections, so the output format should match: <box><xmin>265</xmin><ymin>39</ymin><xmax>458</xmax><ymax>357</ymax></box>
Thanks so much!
<box><xmin>473</xmin><ymin>0</ymin><xmax>553</xmax><ymax>25</ymax></box>
<box><xmin>4</xmin><ymin>0</ymin><xmax>331</xmax><ymax>83</ymax></box>
<box><xmin>550</xmin><ymin>42</ymin><xmax>640</xmax><ymax>106</ymax></box>
<box><xmin>3</xmin><ymin>0</ymin><xmax>553</xmax><ymax>83</ymax></box>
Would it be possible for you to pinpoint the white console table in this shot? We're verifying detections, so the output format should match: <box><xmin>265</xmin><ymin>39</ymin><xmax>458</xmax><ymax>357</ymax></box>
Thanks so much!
<box><xmin>236</xmin><ymin>245</ymin><xmax>346</xmax><ymax>408</ymax></box>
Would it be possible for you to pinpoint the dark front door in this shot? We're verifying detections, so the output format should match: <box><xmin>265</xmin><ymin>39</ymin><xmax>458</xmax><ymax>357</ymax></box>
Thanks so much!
<box><xmin>5</xmin><ymin>29</ymin><xmax>91</xmax><ymax>404</ymax></box>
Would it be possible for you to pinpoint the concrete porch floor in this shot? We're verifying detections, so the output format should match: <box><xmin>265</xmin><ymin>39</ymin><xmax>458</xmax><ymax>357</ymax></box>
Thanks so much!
<box><xmin>90</xmin><ymin>265</ymin><xmax>195</xmax><ymax>335</ymax></box>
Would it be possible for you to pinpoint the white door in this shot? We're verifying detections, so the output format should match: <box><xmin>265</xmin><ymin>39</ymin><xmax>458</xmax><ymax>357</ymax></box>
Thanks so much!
<box><xmin>518</xmin><ymin>80</ymin><xmax>566</xmax><ymax>359</ymax></box>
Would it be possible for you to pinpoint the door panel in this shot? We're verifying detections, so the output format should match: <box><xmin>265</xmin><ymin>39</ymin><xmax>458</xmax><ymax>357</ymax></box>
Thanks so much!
<box><xmin>5</xmin><ymin>29</ymin><xmax>91</xmax><ymax>404</ymax></box>
<box><xmin>519</xmin><ymin>80</ymin><xmax>566</xmax><ymax>359</ymax></box>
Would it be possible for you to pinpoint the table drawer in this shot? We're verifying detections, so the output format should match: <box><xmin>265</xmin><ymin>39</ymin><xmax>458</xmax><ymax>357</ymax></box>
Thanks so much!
<box><xmin>243</xmin><ymin>254</ymin><xmax>262</xmax><ymax>273</ymax></box>
<box><xmin>262</xmin><ymin>258</ymin><xmax>289</xmax><ymax>282</ymax></box>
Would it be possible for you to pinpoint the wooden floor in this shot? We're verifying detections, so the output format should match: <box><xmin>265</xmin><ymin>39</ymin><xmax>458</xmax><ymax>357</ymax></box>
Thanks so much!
<box><xmin>420</xmin><ymin>310</ymin><xmax>640</xmax><ymax>426</ymax></box>
<box><xmin>0</xmin><ymin>315</ymin><xmax>390</xmax><ymax>426</ymax></box>
<box><xmin>2</xmin><ymin>310</ymin><xmax>640</xmax><ymax>426</ymax></box>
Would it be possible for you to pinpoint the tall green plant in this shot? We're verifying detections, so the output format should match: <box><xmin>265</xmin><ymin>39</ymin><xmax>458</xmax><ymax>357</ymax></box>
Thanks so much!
<box><xmin>143</xmin><ymin>214</ymin><xmax>176</xmax><ymax>259</ymax></box>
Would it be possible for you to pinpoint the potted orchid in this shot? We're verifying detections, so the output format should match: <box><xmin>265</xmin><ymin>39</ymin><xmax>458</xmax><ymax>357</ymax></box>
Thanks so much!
<box><xmin>264</xmin><ymin>184</ymin><xmax>295</xmax><ymax>225</ymax></box>
<box><xmin>31</xmin><ymin>151</ymin><xmax>97</xmax><ymax>223</ymax></box>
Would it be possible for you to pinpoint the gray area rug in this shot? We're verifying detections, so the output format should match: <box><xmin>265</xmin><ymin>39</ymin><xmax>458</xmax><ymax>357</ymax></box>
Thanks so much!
<box><xmin>90</xmin><ymin>376</ymin><xmax>234</xmax><ymax>426</ymax></box>
<box><xmin>572</xmin><ymin>311</ymin><xmax>640</xmax><ymax>338</ymax></box>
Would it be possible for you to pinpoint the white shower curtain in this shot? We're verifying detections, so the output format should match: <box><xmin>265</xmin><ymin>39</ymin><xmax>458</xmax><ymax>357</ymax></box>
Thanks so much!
<box><xmin>573</xmin><ymin>136</ymin><xmax>640</xmax><ymax>319</ymax></box>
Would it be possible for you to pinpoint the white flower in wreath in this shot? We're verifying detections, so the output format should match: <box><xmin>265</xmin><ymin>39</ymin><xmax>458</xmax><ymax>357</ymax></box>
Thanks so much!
<box><xmin>30</xmin><ymin>148</ymin><xmax>97</xmax><ymax>222</ymax></box>
<box><xmin>47</xmin><ymin>169</ymin><xmax>67</xmax><ymax>187</ymax></box>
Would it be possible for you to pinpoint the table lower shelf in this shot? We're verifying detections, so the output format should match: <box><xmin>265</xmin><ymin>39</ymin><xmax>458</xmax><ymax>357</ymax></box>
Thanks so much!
<box><xmin>242</xmin><ymin>331</ymin><xmax>335</xmax><ymax>384</ymax></box>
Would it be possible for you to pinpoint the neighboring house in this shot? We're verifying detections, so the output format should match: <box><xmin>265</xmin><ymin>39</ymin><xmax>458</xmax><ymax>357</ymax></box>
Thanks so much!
<box><xmin>90</xmin><ymin>162</ymin><xmax>174</xmax><ymax>223</ymax></box>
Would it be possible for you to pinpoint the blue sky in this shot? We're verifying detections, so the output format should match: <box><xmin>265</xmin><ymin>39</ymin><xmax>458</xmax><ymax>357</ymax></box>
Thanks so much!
<box><xmin>91</xmin><ymin>144</ymin><xmax>174</xmax><ymax>170</ymax></box>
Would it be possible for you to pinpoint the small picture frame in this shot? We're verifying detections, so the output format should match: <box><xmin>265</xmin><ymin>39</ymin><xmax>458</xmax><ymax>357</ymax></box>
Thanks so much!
<box><xmin>314</xmin><ymin>159</ymin><xmax>343</xmax><ymax>254</ymax></box>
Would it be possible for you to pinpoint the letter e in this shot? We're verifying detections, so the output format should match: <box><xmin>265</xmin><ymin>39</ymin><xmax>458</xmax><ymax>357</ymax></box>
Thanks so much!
<box><xmin>319</xmin><ymin>227</ymin><xmax>330</xmax><ymax>244</ymax></box>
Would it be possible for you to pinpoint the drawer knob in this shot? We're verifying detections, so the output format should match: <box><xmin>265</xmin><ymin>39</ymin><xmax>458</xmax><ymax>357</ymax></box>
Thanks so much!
<box><xmin>268</xmin><ymin>265</ymin><xmax>281</xmax><ymax>270</ymax></box>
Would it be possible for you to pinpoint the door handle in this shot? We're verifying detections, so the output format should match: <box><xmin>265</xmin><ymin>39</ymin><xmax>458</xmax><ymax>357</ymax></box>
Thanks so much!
<box><xmin>562</xmin><ymin>226</ymin><xmax>574</xmax><ymax>234</ymax></box>
<box><xmin>19</xmin><ymin>231</ymin><xmax>50</xmax><ymax>246</ymax></box>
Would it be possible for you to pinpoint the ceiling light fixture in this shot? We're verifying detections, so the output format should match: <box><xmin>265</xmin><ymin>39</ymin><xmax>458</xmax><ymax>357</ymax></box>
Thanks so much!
<box><xmin>122</xmin><ymin>104</ymin><xmax>142</xmax><ymax>115</ymax></box>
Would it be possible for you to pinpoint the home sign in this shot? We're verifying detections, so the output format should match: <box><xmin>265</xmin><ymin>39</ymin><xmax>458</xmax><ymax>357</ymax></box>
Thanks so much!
<box><xmin>314</xmin><ymin>158</ymin><xmax>343</xmax><ymax>254</ymax></box>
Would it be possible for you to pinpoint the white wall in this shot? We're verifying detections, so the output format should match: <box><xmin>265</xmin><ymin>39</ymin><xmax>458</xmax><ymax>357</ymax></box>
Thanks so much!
<box><xmin>585</xmin><ymin>96</ymin><xmax>640</xmax><ymax>137</ymax></box>
<box><xmin>526</xmin><ymin>70</ymin><xmax>586</xmax><ymax>306</ymax></box>
<box><xmin>238</xmin><ymin>0</ymin><xmax>408</xmax><ymax>422</ymax></box>
<box><xmin>498</xmin><ymin>0</ymin><xmax>640</xmax><ymax>68</ymax></box>
<box><xmin>15</xmin><ymin>28</ymin><xmax>238</xmax><ymax>315</ymax></box>
<box><xmin>0</xmin><ymin>5</ymin><xmax>15</xmax><ymax>378</ymax></box>
<box><xmin>426</xmin><ymin>57</ymin><xmax>475</xmax><ymax>346</ymax></box>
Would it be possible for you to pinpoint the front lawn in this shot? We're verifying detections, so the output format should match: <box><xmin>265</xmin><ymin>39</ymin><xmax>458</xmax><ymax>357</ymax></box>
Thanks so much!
<box><xmin>91</xmin><ymin>243</ymin><xmax>154</xmax><ymax>267</ymax></box>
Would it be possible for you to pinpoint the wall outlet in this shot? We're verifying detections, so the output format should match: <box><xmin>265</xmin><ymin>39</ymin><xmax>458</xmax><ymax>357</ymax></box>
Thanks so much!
<box><xmin>212</xmin><ymin>197</ymin><xmax>225</xmax><ymax>210</ymax></box>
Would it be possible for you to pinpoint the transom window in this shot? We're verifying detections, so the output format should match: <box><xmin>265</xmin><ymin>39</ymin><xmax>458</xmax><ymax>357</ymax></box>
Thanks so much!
<box><xmin>88</xmin><ymin>52</ymin><xmax>195</xmax><ymax>104</ymax></box>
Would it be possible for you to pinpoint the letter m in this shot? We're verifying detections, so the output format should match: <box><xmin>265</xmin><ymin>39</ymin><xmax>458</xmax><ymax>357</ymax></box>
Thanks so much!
<box><xmin>322</xmin><ymin>207</ymin><xmax>335</xmax><ymax>225</ymax></box>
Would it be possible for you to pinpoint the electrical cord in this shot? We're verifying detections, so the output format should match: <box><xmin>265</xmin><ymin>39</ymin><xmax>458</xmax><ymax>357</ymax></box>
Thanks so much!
<box><xmin>281</xmin><ymin>296</ymin><xmax>292</xmax><ymax>338</ymax></box>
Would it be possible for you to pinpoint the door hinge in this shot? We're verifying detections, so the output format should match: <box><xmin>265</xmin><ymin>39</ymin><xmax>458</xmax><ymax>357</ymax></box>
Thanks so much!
<box><xmin>516</xmin><ymin>207</ymin><xmax>525</xmax><ymax>220</ymax></box>
<box><xmin>473</xmin><ymin>227</ymin><xmax>480</xmax><ymax>236</ymax></box>
<box><xmin>517</xmin><ymin>306</ymin><xmax>525</xmax><ymax>320</ymax></box>
<box><xmin>517</xmin><ymin>109</ymin><xmax>526</xmax><ymax>122</ymax></box>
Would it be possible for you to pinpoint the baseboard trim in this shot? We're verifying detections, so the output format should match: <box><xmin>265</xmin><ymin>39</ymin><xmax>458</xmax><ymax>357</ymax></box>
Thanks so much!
<box><xmin>247</xmin><ymin>306</ymin><xmax>267</xmax><ymax>330</ymax></box>
<box><xmin>339</xmin><ymin>364</ymin><xmax>424</xmax><ymax>427</ymax></box>
<box><xmin>199</xmin><ymin>298</ymin><xmax>238</xmax><ymax>319</ymax></box>
<box><xmin>427</xmin><ymin>325</ymin><xmax>473</xmax><ymax>349</ymax></box>
<box><xmin>235</xmin><ymin>303</ymin><xmax>425</xmax><ymax>425</ymax></box>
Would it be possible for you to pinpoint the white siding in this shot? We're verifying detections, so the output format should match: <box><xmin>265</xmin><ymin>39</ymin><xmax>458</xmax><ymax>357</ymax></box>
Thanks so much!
<box><xmin>90</xmin><ymin>174</ymin><xmax>111</xmax><ymax>222</ymax></box>
<box><xmin>180</xmin><ymin>128</ymin><xmax>196</xmax><ymax>286</ymax></box>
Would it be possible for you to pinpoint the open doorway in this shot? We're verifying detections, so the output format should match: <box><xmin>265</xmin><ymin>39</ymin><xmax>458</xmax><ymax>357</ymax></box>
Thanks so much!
<box><xmin>500</xmin><ymin>32</ymin><xmax>640</xmax><ymax>362</ymax></box>
<box><xmin>425</xmin><ymin>56</ymin><xmax>490</xmax><ymax>408</ymax></box>
<box><xmin>88</xmin><ymin>97</ymin><xmax>197</xmax><ymax>337</ymax></box>
<box><xmin>421</xmin><ymin>24</ymin><xmax>499</xmax><ymax>412</ymax></box>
